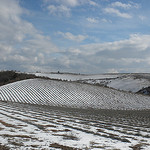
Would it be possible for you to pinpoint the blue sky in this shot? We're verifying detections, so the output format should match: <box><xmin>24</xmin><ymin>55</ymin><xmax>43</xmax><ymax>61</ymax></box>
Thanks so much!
<box><xmin>0</xmin><ymin>0</ymin><xmax>150</xmax><ymax>73</ymax></box>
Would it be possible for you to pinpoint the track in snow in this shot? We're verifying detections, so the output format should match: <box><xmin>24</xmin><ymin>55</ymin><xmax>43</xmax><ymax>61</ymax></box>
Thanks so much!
<box><xmin>0</xmin><ymin>79</ymin><xmax>150</xmax><ymax>110</ymax></box>
<box><xmin>0</xmin><ymin>101</ymin><xmax>150</xmax><ymax>150</ymax></box>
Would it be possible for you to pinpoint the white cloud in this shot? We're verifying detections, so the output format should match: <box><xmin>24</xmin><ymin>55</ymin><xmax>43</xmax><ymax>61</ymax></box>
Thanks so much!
<box><xmin>1</xmin><ymin>0</ymin><xmax>150</xmax><ymax>73</ymax></box>
<box><xmin>44</xmin><ymin>0</ymin><xmax>98</xmax><ymax>17</ymax></box>
<box><xmin>104</xmin><ymin>1</ymin><xmax>140</xmax><ymax>19</ymax></box>
<box><xmin>101</xmin><ymin>18</ymin><xmax>112</xmax><ymax>23</ymax></box>
<box><xmin>107</xmin><ymin>68</ymin><xmax>119</xmax><ymax>73</ymax></box>
<box><xmin>60</xmin><ymin>0</ymin><xmax>79</xmax><ymax>7</ymax></box>
<box><xmin>87</xmin><ymin>17</ymin><xmax>98</xmax><ymax>23</ymax></box>
<box><xmin>88</xmin><ymin>0</ymin><xmax>98</xmax><ymax>6</ymax></box>
<box><xmin>104</xmin><ymin>7</ymin><xmax>132</xmax><ymax>19</ymax></box>
<box><xmin>111</xmin><ymin>1</ymin><xmax>140</xmax><ymax>9</ymax></box>
<box><xmin>111</xmin><ymin>2</ymin><xmax>132</xmax><ymax>9</ymax></box>
<box><xmin>79</xmin><ymin>34</ymin><xmax>150</xmax><ymax>73</ymax></box>
<box><xmin>121</xmin><ymin>58</ymin><xmax>144</xmax><ymax>64</ymax></box>
<box><xmin>139</xmin><ymin>15</ymin><xmax>147</xmax><ymax>21</ymax></box>
<box><xmin>0</xmin><ymin>0</ymin><xmax>58</xmax><ymax>71</ymax></box>
<box><xmin>8</xmin><ymin>54</ymin><xmax>29</xmax><ymax>63</ymax></box>
<box><xmin>68</xmin><ymin>48</ymin><xmax>81</xmax><ymax>55</ymax></box>
<box><xmin>61</xmin><ymin>34</ymin><xmax>149</xmax><ymax>73</ymax></box>
<box><xmin>24</xmin><ymin>34</ymin><xmax>58</xmax><ymax>54</ymax></box>
<box><xmin>129</xmin><ymin>34</ymin><xmax>150</xmax><ymax>50</ymax></box>
<box><xmin>57</xmin><ymin>31</ymin><xmax>88</xmax><ymax>42</ymax></box>
<box><xmin>44</xmin><ymin>0</ymin><xmax>88</xmax><ymax>7</ymax></box>
<box><xmin>52</xmin><ymin>0</ymin><xmax>99</xmax><ymax>7</ymax></box>
<box><xmin>78</xmin><ymin>34</ymin><xmax>150</xmax><ymax>56</ymax></box>
<box><xmin>47</xmin><ymin>5</ymin><xmax>71</xmax><ymax>17</ymax></box>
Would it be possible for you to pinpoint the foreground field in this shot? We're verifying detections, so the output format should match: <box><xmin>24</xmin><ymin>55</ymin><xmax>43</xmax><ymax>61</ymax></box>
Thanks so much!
<box><xmin>0</xmin><ymin>101</ymin><xmax>150</xmax><ymax>150</ymax></box>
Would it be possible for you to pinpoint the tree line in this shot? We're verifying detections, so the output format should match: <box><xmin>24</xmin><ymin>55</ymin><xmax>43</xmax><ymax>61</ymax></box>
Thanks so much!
<box><xmin>0</xmin><ymin>70</ymin><xmax>37</xmax><ymax>86</ymax></box>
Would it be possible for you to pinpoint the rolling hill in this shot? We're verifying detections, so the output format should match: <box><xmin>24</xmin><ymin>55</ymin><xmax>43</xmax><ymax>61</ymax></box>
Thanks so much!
<box><xmin>0</xmin><ymin>78</ymin><xmax>150</xmax><ymax>110</ymax></box>
<box><xmin>35</xmin><ymin>72</ymin><xmax>150</xmax><ymax>93</ymax></box>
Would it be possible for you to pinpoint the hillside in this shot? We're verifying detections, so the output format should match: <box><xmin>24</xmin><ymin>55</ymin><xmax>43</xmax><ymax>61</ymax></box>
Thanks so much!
<box><xmin>35</xmin><ymin>72</ymin><xmax>150</xmax><ymax>93</ymax></box>
<box><xmin>0</xmin><ymin>78</ymin><xmax>150</xmax><ymax>110</ymax></box>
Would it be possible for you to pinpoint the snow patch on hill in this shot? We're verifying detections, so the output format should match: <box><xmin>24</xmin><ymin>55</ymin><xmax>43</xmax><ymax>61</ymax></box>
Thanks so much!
<box><xmin>84</xmin><ymin>75</ymin><xmax>150</xmax><ymax>93</ymax></box>
<box><xmin>108</xmin><ymin>76</ymin><xmax>149</xmax><ymax>92</ymax></box>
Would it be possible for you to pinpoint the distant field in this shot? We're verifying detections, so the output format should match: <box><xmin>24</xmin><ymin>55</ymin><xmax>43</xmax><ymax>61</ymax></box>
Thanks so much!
<box><xmin>35</xmin><ymin>72</ymin><xmax>150</xmax><ymax>93</ymax></box>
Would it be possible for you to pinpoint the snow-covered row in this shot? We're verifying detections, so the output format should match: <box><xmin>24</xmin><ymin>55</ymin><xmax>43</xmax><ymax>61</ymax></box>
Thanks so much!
<box><xmin>1</xmin><ymin>101</ymin><xmax>150</xmax><ymax>150</ymax></box>
<box><xmin>0</xmin><ymin>79</ymin><xmax>150</xmax><ymax>110</ymax></box>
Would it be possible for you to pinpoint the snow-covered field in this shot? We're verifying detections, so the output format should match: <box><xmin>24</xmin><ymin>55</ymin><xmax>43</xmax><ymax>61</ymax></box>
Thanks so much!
<box><xmin>0</xmin><ymin>78</ymin><xmax>150</xmax><ymax>110</ymax></box>
<box><xmin>35</xmin><ymin>72</ymin><xmax>150</xmax><ymax>93</ymax></box>
<box><xmin>81</xmin><ymin>74</ymin><xmax>150</xmax><ymax>93</ymax></box>
<box><xmin>0</xmin><ymin>76</ymin><xmax>150</xmax><ymax>149</ymax></box>
<box><xmin>0</xmin><ymin>101</ymin><xmax>150</xmax><ymax>150</ymax></box>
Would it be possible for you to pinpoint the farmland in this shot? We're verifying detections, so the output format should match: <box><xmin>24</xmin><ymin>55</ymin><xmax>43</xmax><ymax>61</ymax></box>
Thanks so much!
<box><xmin>0</xmin><ymin>78</ymin><xmax>150</xmax><ymax>110</ymax></box>
<box><xmin>35</xmin><ymin>72</ymin><xmax>150</xmax><ymax>93</ymax></box>
<box><xmin>0</xmin><ymin>101</ymin><xmax>150</xmax><ymax>149</ymax></box>
<box><xmin>0</xmin><ymin>73</ymin><xmax>150</xmax><ymax>149</ymax></box>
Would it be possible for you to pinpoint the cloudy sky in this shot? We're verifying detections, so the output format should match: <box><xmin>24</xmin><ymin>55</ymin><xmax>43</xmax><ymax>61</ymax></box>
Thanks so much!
<box><xmin>0</xmin><ymin>0</ymin><xmax>150</xmax><ymax>73</ymax></box>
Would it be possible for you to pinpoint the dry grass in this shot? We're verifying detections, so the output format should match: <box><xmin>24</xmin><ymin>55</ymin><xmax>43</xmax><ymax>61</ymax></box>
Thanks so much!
<box><xmin>0</xmin><ymin>144</ymin><xmax>9</xmax><ymax>150</ymax></box>
<box><xmin>52</xmin><ymin>133</ymin><xmax>78</xmax><ymax>141</ymax></box>
<box><xmin>130</xmin><ymin>143</ymin><xmax>143</xmax><ymax>150</ymax></box>
<box><xmin>17</xmin><ymin>124</ymin><xmax>28</xmax><ymax>127</ymax></box>
<box><xmin>62</xmin><ymin>134</ymin><xmax>78</xmax><ymax>140</ymax></box>
<box><xmin>23</xmin><ymin>119</ymin><xmax>38</xmax><ymax>122</ymax></box>
<box><xmin>0</xmin><ymin>127</ymin><xmax>4</xmax><ymax>131</ymax></box>
<box><xmin>97</xmin><ymin>128</ymin><xmax>104</xmax><ymax>132</ymax></box>
<box><xmin>0</xmin><ymin>120</ymin><xmax>18</xmax><ymax>128</ymax></box>
<box><xmin>30</xmin><ymin>145</ymin><xmax>38</xmax><ymax>148</ymax></box>
<box><xmin>57</xmin><ymin>120</ymin><xmax>65</xmax><ymax>123</ymax></box>
<box><xmin>130</xmin><ymin>143</ymin><xmax>150</xmax><ymax>150</ymax></box>
<box><xmin>89</xmin><ymin>141</ymin><xmax>106</xmax><ymax>149</ymax></box>
<box><xmin>2</xmin><ymin>134</ymin><xmax>34</xmax><ymax>139</ymax></box>
<box><xmin>9</xmin><ymin>141</ymin><xmax>24</xmax><ymax>146</ymax></box>
<box><xmin>51</xmin><ymin>129</ymin><xmax>71</xmax><ymax>132</ymax></box>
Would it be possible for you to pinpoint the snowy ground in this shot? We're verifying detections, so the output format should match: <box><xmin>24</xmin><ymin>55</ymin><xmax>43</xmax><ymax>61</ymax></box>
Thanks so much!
<box><xmin>0</xmin><ymin>101</ymin><xmax>150</xmax><ymax>150</ymax></box>
<box><xmin>1</xmin><ymin>79</ymin><xmax>150</xmax><ymax>110</ymax></box>
<box><xmin>80</xmin><ymin>74</ymin><xmax>150</xmax><ymax>93</ymax></box>
<box><xmin>0</xmin><ymin>76</ymin><xmax>150</xmax><ymax>149</ymax></box>
<box><xmin>35</xmin><ymin>72</ymin><xmax>150</xmax><ymax>93</ymax></box>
